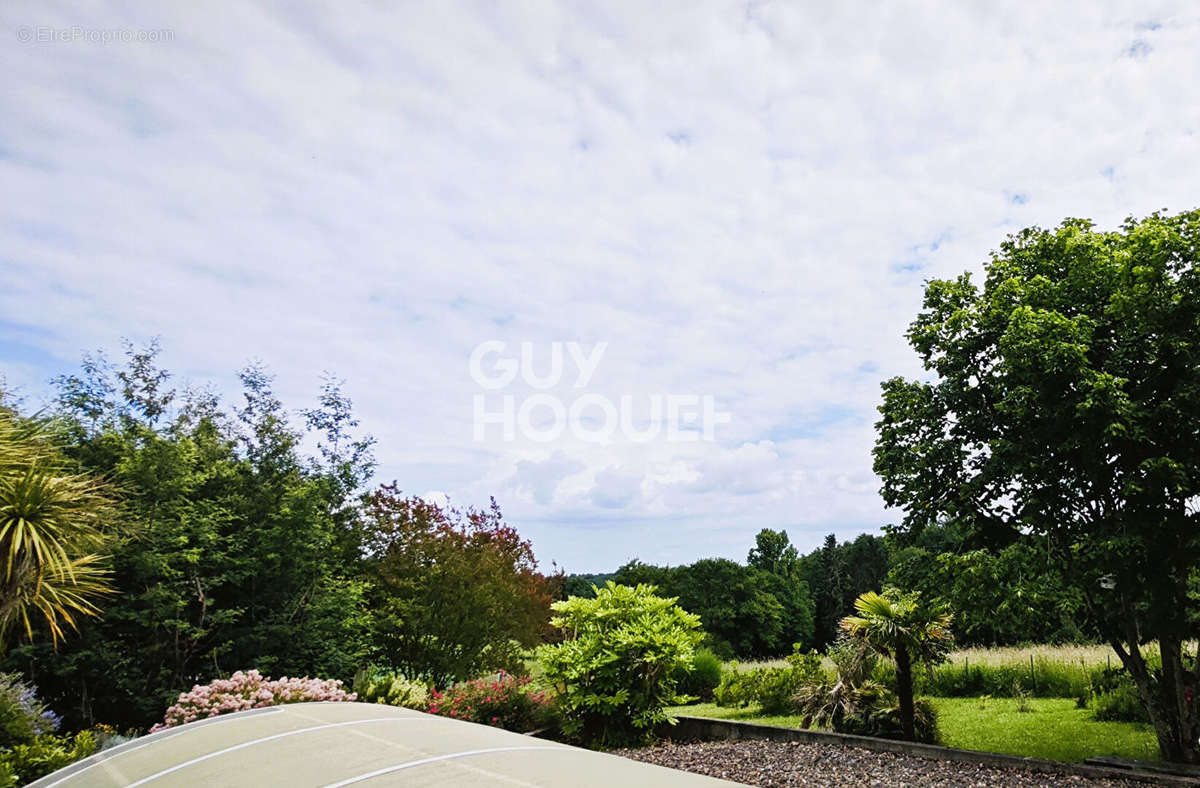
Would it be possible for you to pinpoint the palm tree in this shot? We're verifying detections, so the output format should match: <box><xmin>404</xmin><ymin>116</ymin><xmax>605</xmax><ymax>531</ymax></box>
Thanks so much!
<box><xmin>840</xmin><ymin>588</ymin><xmax>952</xmax><ymax>741</ymax></box>
<box><xmin>0</xmin><ymin>405</ymin><xmax>117</xmax><ymax>645</ymax></box>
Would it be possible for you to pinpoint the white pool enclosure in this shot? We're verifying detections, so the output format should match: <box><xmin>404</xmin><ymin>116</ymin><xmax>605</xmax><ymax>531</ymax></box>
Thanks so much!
<box><xmin>31</xmin><ymin>702</ymin><xmax>740</xmax><ymax>787</ymax></box>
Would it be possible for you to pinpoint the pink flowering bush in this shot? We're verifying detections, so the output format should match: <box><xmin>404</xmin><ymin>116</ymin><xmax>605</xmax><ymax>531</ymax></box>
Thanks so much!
<box><xmin>151</xmin><ymin>670</ymin><xmax>355</xmax><ymax>731</ymax></box>
<box><xmin>428</xmin><ymin>673</ymin><xmax>556</xmax><ymax>732</ymax></box>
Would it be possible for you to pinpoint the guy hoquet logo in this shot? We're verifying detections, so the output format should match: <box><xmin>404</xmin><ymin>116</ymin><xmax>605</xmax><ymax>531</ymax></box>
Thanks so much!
<box><xmin>470</xmin><ymin>341</ymin><xmax>730</xmax><ymax>443</ymax></box>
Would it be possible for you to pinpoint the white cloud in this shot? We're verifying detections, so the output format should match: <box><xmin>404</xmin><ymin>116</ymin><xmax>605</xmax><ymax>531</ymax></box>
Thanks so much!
<box><xmin>1</xmin><ymin>1</ymin><xmax>1198</xmax><ymax>570</ymax></box>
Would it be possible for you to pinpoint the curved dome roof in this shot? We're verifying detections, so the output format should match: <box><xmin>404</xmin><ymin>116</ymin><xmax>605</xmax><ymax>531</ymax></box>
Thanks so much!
<box><xmin>31</xmin><ymin>702</ymin><xmax>741</xmax><ymax>787</ymax></box>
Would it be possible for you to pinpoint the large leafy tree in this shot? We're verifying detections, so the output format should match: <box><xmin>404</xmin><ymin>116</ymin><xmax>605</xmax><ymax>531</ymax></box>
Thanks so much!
<box><xmin>747</xmin><ymin>528</ymin><xmax>799</xmax><ymax>576</ymax></box>
<box><xmin>874</xmin><ymin>211</ymin><xmax>1200</xmax><ymax>761</ymax></box>
<box><xmin>841</xmin><ymin>589</ymin><xmax>952</xmax><ymax>742</ymax></box>
<box><xmin>888</xmin><ymin>541</ymin><xmax>1088</xmax><ymax>645</ymax></box>
<box><xmin>362</xmin><ymin>485</ymin><xmax>562</xmax><ymax>687</ymax></box>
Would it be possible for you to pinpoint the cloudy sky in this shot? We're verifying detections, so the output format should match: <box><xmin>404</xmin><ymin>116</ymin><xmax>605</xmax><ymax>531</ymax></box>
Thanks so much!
<box><xmin>2</xmin><ymin>2</ymin><xmax>1198</xmax><ymax>571</ymax></box>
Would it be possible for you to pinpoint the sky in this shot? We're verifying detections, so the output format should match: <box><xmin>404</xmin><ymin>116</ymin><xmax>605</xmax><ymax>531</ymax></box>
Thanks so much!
<box><xmin>2</xmin><ymin>2</ymin><xmax>1198</xmax><ymax>572</ymax></box>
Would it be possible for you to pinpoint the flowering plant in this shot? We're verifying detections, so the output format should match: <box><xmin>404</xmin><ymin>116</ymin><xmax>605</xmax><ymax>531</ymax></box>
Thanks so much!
<box><xmin>151</xmin><ymin>670</ymin><xmax>355</xmax><ymax>731</ymax></box>
<box><xmin>428</xmin><ymin>673</ymin><xmax>554</xmax><ymax>732</ymax></box>
<box><xmin>0</xmin><ymin>673</ymin><xmax>61</xmax><ymax>748</ymax></box>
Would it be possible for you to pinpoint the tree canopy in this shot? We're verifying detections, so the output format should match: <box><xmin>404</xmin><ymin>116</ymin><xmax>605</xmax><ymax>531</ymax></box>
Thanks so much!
<box><xmin>874</xmin><ymin>210</ymin><xmax>1200</xmax><ymax>762</ymax></box>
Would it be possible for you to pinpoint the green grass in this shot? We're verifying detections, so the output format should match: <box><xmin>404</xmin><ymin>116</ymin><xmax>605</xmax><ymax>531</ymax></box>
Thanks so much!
<box><xmin>669</xmin><ymin>698</ymin><xmax>1159</xmax><ymax>764</ymax></box>
<box><xmin>933</xmin><ymin>697</ymin><xmax>1158</xmax><ymax>763</ymax></box>
<box><xmin>667</xmin><ymin>702</ymin><xmax>810</xmax><ymax>730</ymax></box>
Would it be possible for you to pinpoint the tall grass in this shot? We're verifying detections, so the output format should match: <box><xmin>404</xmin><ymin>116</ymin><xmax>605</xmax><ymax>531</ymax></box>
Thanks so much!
<box><xmin>921</xmin><ymin>655</ymin><xmax>1107</xmax><ymax>698</ymax></box>
<box><xmin>728</xmin><ymin>643</ymin><xmax>1186</xmax><ymax>699</ymax></box>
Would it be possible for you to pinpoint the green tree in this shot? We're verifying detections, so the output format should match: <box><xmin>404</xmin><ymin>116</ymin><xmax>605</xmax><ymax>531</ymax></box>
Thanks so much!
<box><xmin>560</xmin><ymin>573</ymin><xmax>614</xmax><ymax>599</ymax></box>
<box><xmin>802</xmin><ymin>534</ymin><xmax>849</xmax><ymax>650</ymax></box>
<box><xmin>841</xmin><ymin>534</ymin><xmax>890</xmax><ymax>608</ymax></box>
<box><xmin>874</xmin><ymin>210</ymin><xmax>1200</xmax><ymax>761</ymax></box>
<box><xmin>670</xmin><ymin>559</ymin><xmax>786</xmax><ymax>657</ymax></box>
<box><xmin>887</xmin><ymin>542</ymin><xmax>1088</xmax><ymax>645</ymax></box>
<box><xmin>537</xmin><ymin>582</ymin><xmax>701</xmax><ymax>747</ymax></box>
<box><xmin>747</xmin><ymin>528</ymin><xmax>799</xmax><ymax>577</ymax></box>
<box><xmin>362</xmin><ymin>486</ymin><xmax>562</xmax><ymax>687</ymax></box>
<box><xmin>4</xmin><ymin>344</ymin><xmax>374</xmax><ymax>729</ymax></box>
<box><xmin>613</xmin><ymin>556</ymin><xmax>813</xmax><ymax>657</ymax></box>
<box><xmin>841</xmin><ymin>589</ymin><xmax>952</xmax><ymax>741</ymax></box>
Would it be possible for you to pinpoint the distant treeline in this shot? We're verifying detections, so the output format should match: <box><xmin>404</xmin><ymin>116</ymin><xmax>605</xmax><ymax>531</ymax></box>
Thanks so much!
<box><xmin>564</xmin><ymin>523</ymin><xmax>1089</xmax><ymax>659</ymax></box>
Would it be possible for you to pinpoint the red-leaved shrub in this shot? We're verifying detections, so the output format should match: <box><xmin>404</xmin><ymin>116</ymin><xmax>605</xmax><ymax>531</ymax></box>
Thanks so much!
<box><xmin>428</xmin><ymin>673</ymin><xmax>554</xmax><ymax>732</ymax></box>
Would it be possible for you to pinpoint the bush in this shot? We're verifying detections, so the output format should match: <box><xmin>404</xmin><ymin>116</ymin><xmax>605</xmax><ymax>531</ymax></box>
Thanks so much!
<box><xmin>713</xmin><ymin>665</ymin><xmax>752</xmax><ymax>708</ymax></box>
<box><xmin>428</xmin><ymin>674</ymin><xmax>555</xmax><ymax>732</ymax></box>
<box><xmin>352</xmin><ymin>669</ymin><xmax>430</xmax><ymax>710</ymax></box>
<box><xmin>0</xmin><ymin>675</ymin><xmax>60</xmax><ymax>749</ymax></box>
<box><xmin>836</xmin><ymin>683</ymin><xmax>939</xmax><ymax>743</ymax></box>
<box><xmin>151</xmin><ymin>670</ymin><xmax>355</xmax><ymax>731</ymax></box>
<box><xmin>536</xmin><ymin>582</ymin><xmax>701</xmax><ymax>747</ymax></box>
<box><xmin>1093</xmin><ymin>680</ymin><xmax>1150</xmax><ymax>723</ymax></box>
<box><xmin>0</xmin><ymin>730</ymin><xmax>97</xmax><ymax>787</ymax></box>
<box><xmin>0</xmin><ymin>675</ymin><xmax>91</xmax><ymax>788</ymax></box>
<box><xmin>678</xmin><ymin>649</ymin><xmax>723</xmax><ymax>703</ymax></box>
<box><xmin>713</xmin><ymin>648</ymin><xmax>825</xmax><ymax>713</ymax></box>
<box><xmin>792</xmin><ymin>641</ymin><xmax>939</xmax><ymax>744</ymax></box>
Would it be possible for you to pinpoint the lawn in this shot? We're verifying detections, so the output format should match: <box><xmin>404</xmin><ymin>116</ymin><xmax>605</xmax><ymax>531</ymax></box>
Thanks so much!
<box><xmin>669</xmin><ymin>697</ymin><xmax>1159</xmax><ymax>763</ymax></box>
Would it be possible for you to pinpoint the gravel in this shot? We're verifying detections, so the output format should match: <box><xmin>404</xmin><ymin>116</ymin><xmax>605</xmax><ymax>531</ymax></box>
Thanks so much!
<box><xmin>614</xmin><ymin>739</ymin><xmax>1156</xmax><ymax>787</ymax></box>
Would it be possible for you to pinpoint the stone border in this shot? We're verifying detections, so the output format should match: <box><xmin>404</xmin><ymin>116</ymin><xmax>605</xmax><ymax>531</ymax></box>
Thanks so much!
<box><xmin>664</xmin><ymin>715</ymin><xmax>1198</xmax><ymax>786</ymax></box>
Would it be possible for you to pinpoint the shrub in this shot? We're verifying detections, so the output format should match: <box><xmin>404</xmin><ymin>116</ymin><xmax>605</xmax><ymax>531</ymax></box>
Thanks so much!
<box><xmin>1093</xmin><ymin>680</ymin><xmax>1150</xmax><ymax>723</ymax></box>
<box><xmin>352</xmin><ymin>669</ymin><xmax>430</xmax><ymax>710</ymax></box>
<box><xmin>837</xmin><ymin>683</ymin><xmax>939</xmax><ymax>743</ymax></box>
<box><xmin>536</xmin><ymin>582</ymin><xmax>702</xmax><ymax>747</ymax></box>
<box><xmin>713</xmin><ymin>648</ymin><xmax>825</xmax><ymax>713</ymax></box>
<box><xmin>757</xmin><ymin>649</ymin><xmax>825</xmax><ymax>714</ymax></box>
<box><xmin>151</xmin><ymin>670</ymin><xmax>355</xmax><ymax>731</ymax></box>
<box><xmin>794</xmin><ymin>677</ymin><xmax>939</xmax><ymax>743</ymax></box>
<box><xmin>713</xmin><ymin>665</ymin><xmax>752</xmax><ymax>708</ymax></box>
<box><xmin>0</xmin><ymin>675</ymin><xmax>60</xmax><ymax>749</ymax></box>
<box><xmin>428</xmin><ymin>674</ymin><xmax>555</xmax><ymax>732</ymax></box>
<box><xmin>793</xmin><ymin>641</ymin><xmax>940</xmax><ymax>744</ymax></box>
<box><xmin>678</xmin><ymin>649</ymin><xmax>723</xmax><ymax>703</ymax></box>
<box><xmin>0</xmin><ymin>730</ymin><xmax>97</xmax><ymax>787</ymax></box>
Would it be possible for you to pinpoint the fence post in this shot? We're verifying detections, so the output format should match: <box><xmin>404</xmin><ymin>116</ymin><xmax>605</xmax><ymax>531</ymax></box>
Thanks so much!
<box><xmin>1030</xmin><ymin>653</ymin><xmax>1035</xmax><ymax>692</ymax></box>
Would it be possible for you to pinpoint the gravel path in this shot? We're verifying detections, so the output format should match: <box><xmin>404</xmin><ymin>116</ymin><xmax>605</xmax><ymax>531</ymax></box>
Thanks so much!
<box><xmin>614</xmin><ymin>740</ymin><xmax>1157</xmax><ymax>787</ymax></box>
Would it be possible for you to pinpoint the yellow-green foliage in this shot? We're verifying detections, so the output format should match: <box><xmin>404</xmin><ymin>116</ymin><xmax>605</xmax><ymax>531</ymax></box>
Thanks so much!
<box><xmin>537</xmin><ymin>582</ymin><xmax>702</xmax><ymax>747</ymax></box>
<box><xmin>352</xmin><ymin>669</ymin><xmax>430</xmax><ymax>710</ymax></box>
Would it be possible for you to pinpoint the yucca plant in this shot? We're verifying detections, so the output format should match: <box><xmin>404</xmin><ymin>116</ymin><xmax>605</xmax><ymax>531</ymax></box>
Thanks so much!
<box><xmin>841</xmin><ymin>588</ymin><xmax>952</xmax><ymax>741</ymax></box>
<box><xmin>0</xmin><ymin>405</ymin><xmax>117</xmax><ymax>645</ymax></box>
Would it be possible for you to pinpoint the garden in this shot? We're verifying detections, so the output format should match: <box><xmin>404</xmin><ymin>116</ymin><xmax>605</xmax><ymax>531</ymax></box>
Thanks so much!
<box><xmin>671</xmin><ymin>641</ymin><xmax>1162</xmax><ymax>764</ymax></box>
<box><xmin>3</xmin><ymin>212</ymin><xmax>1200</xmax><ymax>785</ymax></box>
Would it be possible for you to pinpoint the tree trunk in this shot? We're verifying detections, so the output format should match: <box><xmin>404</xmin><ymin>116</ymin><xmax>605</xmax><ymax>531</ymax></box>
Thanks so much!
<box><xmin>1108</xmin><ymin>633</ymin><xmax>1200</xmax><ymax>764</ymax></box>
<box><xmin>895</xmin><ymin>644</ymin><xmax>915</xmax><ymax>742</ymax></box>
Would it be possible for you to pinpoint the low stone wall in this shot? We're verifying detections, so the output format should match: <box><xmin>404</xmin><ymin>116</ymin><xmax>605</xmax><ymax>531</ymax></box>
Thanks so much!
<box><xmin>663</xmin><ymin>715</ymin><xmax>1199</xmax><ymax>786</ymax></box>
